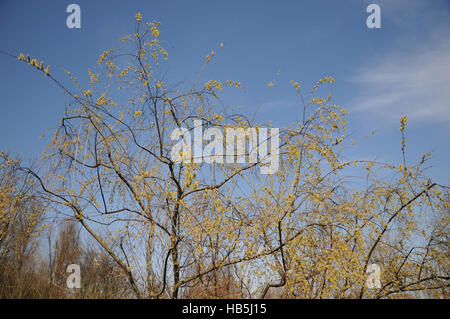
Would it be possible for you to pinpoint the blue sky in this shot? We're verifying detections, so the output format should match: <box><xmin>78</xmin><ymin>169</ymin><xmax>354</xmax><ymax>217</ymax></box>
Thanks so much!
<box><xmin>0</xmin><ymin>0</ymin><xmax>449</xmax><ymax>184</ymax></box>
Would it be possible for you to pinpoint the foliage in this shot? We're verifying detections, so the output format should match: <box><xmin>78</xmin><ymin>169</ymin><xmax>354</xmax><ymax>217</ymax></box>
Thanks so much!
<box><xmin>1</xmin><ymin>13</ymin><xmax>449</xmax><ymax>298</ymax></box>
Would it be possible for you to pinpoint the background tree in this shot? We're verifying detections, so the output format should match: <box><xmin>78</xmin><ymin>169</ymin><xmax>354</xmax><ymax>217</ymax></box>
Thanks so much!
<box><xmin>0</xmin><ymin>152</ymin><xmax>48</xmax><ymax>298</ymax></box>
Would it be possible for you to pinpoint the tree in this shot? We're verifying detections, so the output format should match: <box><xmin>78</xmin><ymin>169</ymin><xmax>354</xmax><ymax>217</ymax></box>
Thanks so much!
<box><xmin>0</xmin><ymin>152</ymin><xmax>47</xmax><ymax>298</ymax></box>
<box><xmin>5</xmin><ymin>13</ymin><xmax>449</xmax><ymax>298</ymax></box>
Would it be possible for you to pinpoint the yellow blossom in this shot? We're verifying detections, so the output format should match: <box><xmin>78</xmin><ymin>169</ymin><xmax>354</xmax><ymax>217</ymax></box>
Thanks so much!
<box><xmin>151</xmin><ymin>27</ymin><xmax>160</xmax><ymax>37</ymax></box>
<box><xmin>135</xmin><ymin>12</ymin><xmax>142</xmax><ymax>22</ymax></box>
<box><xmin>84</xmin><ymin>89</ymin><xmax>92</xmax><ymax>98</ymax></box>
<box><xmin>44</xmin><ymin>65</ymin><xmax>50</xmax><ymax>76</ymax></box>
<box><xmin>400</xmin><ymin>115</ymin><xmax>407</xmax><ymax>132</ymax></box>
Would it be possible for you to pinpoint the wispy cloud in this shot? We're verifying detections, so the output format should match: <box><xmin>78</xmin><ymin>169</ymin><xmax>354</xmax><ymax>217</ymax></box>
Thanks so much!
<box><xmin>349</xmin><ymin>30</ymin><xmax>450</xmax><ymax>124</ymax></box>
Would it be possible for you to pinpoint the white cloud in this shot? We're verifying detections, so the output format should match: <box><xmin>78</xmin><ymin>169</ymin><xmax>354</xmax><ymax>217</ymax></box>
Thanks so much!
<box><xmin>349</xmin><ymin>31</ymin><xmax>450</xmax><ymax>124</ymax></box>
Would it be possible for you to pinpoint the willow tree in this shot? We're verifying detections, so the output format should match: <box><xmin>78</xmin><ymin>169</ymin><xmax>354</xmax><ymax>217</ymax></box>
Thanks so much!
<box><xmin>0</xmin><ymin>152</ymin><xmax>48</xmax><ymax>298</ymax></box>
<box><xmin>7</xmin><ymin>13</ymin><xmax>449</xmax><ymax>298</ymax></box>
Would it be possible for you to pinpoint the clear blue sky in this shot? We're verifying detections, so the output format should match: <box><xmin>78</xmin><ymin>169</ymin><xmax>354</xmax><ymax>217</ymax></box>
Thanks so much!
<box><xmin>0</xmin><ymin>0</ymin><xmax>449</xmax><ymax>184</ymax></box>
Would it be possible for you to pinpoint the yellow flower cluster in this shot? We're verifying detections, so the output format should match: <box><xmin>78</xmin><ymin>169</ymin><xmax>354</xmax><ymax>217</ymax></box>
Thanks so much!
<box><xmin>311</xmin><ymin>75</ymin><xmax>335</xmax><ymax>93</ymax></box>
<box><xmin>151</xmin><ymin>27</ymin><xmax>160</xmax><ymax>37</ymax></box>
<box><xmin>225</xmin><ymin>80</ymin><xmax>242</xmax><ymax>88</ymax></box>
<box><xmin>88</xmin><ymin>69</ymin><xmax>99</xmax><ymax>86</ymax></box>
<box><xmin>290</xmin><ymin>80</ymin><xmax>301</xmax><ymax>93</ymax></box>
<box><xmin>83</xmin><ymin>89</ymin><xmax>92</xmax><ymax>98</ymax></box>
<box><xmin>17</xmin><ymin>52</ymin><xmax>50</xmax><ymax>76</ymax></box>
<box><xmin>204</xmin><ymin>79</ymin><xmax>223</xmax><ymax>91</ymax></box>
<box><xmin>135</xmin><ymin>12</ymin><xmax>142</xmax><ymax>22</ymax></box>
<box><xmin>400</xmin><ymin>115</ymin><xmax>407</xmax><ymax>132</ymax></box>
<box><xmin>96</xmin><ymin>94</ymin><xmax>107</xmax><ymax>106</ymax></box>
<box><xmin>98</xmin><ymin>50</ymin><xmax>112</xmax><ymax>64</ymax></box>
